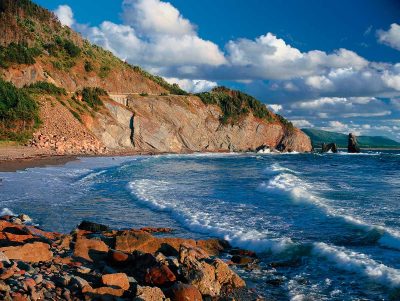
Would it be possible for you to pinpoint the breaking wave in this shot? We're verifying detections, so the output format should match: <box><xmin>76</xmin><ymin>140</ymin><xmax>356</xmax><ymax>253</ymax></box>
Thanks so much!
<box><xmin>264</xmin><ymin>164</ymin><xmax>400</xmax><ymax>251</ymax></box>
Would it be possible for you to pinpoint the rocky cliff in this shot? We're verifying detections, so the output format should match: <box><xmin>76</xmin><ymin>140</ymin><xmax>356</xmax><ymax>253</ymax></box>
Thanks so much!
<box><xmin>0</xmin><ymin>0</ymin><xmax>312</xmax><ymax>155</ymax></box>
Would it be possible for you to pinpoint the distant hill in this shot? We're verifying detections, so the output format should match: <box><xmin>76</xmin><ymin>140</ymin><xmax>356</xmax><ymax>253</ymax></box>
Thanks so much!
<box><xmin>302</xmin><ymin>128</ymin><xmax>400</xmax><ymax>149</ymax></box>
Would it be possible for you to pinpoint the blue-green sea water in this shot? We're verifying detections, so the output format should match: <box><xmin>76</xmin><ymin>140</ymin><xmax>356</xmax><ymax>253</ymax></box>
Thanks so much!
<box><xmin>1</xmin><ymin>151</ymin><xmax>400</xmax><ymax>300</ymax></box>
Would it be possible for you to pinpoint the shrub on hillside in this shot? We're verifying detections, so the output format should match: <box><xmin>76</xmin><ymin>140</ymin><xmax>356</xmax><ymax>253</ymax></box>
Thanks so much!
<box><xmin>25</xmin><ymin>81</ymin><xmax>66</xmax><ymax>96</ymax></box>
<box><xmin>196</xmin><ymin>87</ymin><xmax>274</xmax><ymax>125</ymax></box>
<box><xmin>63</xmin><ymin>40</ymin><xmax>80</xmax><ymax>57</ymax></box>
<box><xmin>77</xmin><ymin>87</ymin><xmax>107</xmax><ymax>110</ymax></box>
<box><xmin>84</xmin><ymin>60</ymin><xmax>94</xmax><ymax>72</ymax></box>
<box><xmin>0</xmin><ymin>78</ymin><xmax>40</xmax><ymax>141</ymax></box>
<box><xmin>0</xmin><ymin>43</ymin><xmax>41</xmax><ymax>67</ymax></box>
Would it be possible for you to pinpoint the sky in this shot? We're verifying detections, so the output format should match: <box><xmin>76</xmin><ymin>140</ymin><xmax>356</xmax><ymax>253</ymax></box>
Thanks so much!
<box><xmin>35</xmin><ymin>0</ymin><xmax>400</xmax><ymax>140</ymax></box>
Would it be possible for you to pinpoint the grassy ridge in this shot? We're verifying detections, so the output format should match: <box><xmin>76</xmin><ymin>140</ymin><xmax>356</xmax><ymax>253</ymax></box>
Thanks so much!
<box><xmin>196</xmin><ymin>87</ymin><xmax>294</xmax><ymax>131</ymax></box>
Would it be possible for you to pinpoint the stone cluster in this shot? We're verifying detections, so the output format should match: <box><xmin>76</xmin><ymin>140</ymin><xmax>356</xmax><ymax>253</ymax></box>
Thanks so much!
<box><xmin>0</xmin><ymin>215</ymin><xmax>263</xmax><ymax>301</ymax></box>
<box><xmin>30</xmin><ymin>133</ymin><xmax>106</xmax><ymax>155</ymax></box>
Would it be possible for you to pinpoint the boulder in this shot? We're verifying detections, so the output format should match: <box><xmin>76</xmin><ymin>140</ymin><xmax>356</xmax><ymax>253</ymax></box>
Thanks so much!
<box><xmin>0</xmin><ymin>242</ymin><xmax>52</xmax><ymax>262</ymax></box>
<box><xmin>101</xmin><ymin>273</ymin><xmax>130</xmax><ymax>290</ymax></box>
<box><xmin>213</xmin><ymin>259</ymin><xmax>246</xmax><ymax>288</ymax></box>
<box><xmin>135</xmin><ymin>286</ymin><xmax>166</xmax><ymax>301</ymax></box>
<box><xmin>169</xmin><ymin>282</ymin><xmax>202</xmax><ymax>301</ymax></box>
<box><xmin>73</xmin><ymin>236</ymin><xmax>109</xmax><ymax>262</ymax></box>
<box><xmin>348</xmin><ymin>133</ymin><xmax>360</xmax><ymax>153</ymax></box>
<box><xmin>77</xmin><ymin>221</ymin><xmax>110</xmax><ymax>232</ymax></box>
<box><xmin>145</xmin><ymin>264</ymin><xmax>176</xmax><ymax>286</ymax></box>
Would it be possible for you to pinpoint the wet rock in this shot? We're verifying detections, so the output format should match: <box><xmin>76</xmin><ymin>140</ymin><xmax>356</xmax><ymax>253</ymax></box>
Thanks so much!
<box><xmin>101</xmin><ymin>273</ymin><xmax>130</xmax><ymax>290</ymax></box>
<box><xmin>78</xmin><ymin>221</ymin><xmax>110</xmax><ymax>233</ymax></box>
<box><xmin>0</xmin><ymin>242</ymin><xmax>52</xmax><ymax>263</ymax></box>
<box><xmin>321</xmin><ymin>142</ymin><xmax>338</xmax><ymax>153</ymax></box>
<box><xmin>229</xmin><ymin>249</ymin><xmax>257</xmax><ymax>258</ymax></box>
<box><xmin>348</xmin><ymin>133</ymin><xmax>360</xmax><ymax>153</ymax></box>
<box><xmin>169</xmin><ymin>282</ymin><xmax>202</xmax><ymax>301</ymax></box>
<box><xmin>213</xmin><ymin>259</ymin><xmax>245</xmax><ymax>288</ymax></box>
<box><xmin>18</xmin><ymin>215</ymin><xmax>32</xmax><ymax>224</ymax></box>
<box><xmin>135</xmin><ymin>285</ymin><xmax>166</xmax><ymax>301</ymax></box>
<box><xmin>231</xmin><ymin>255</ymin><xmax>255</xmax><ymax>265</ymax></box>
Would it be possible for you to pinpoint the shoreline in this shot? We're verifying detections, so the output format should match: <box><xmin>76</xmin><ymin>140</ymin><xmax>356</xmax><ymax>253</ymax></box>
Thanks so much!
<box><xmin>1</xmin><ymin>145</ymin><xmax>399</xmax><ymax>172</ymax></box>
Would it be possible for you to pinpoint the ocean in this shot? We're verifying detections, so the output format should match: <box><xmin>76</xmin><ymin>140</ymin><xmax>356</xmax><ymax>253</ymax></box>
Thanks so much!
<box><xmin>1</xmin><ymin>151</ymin><xmax>400</xmax><ymax>300</ymax></box>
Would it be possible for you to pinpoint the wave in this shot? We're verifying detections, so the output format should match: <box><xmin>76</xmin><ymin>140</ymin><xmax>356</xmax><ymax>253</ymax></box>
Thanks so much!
<box><xmin>313</xmin><ymin>242</ymin><xmax>400</xmax><ymax>287</ymax></box>
<box><xmin>264</xmin><ymin>166</ymin><xmax>400</xmax><ymax>250</ymax></box>
<box><xmin>337</xmin><ymin>151</ymin><xmax>382</xmax><ymax>156</ymax></box>
<box><xmin>127</xmin><ymin>176</ymin><xmax>400</xmax><ymax>289</ymax></box>
<box><xmin>128</xmin><ymin>179</ymin><xmax>293</xmax><ymax>253</ymax></box>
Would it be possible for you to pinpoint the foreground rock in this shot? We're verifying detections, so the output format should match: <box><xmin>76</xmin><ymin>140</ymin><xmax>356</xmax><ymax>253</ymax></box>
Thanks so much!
<box><xmin>0</xmin><ymin>217</ymin><xmax>262</xmax><ymax>300</ymax></box>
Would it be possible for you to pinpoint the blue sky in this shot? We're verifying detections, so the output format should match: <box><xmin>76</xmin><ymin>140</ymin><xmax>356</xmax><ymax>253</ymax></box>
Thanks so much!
<box><xmin>36</xmin><ymin>0</ymin><xmax>400</xmax><ymax>140</ymax></box>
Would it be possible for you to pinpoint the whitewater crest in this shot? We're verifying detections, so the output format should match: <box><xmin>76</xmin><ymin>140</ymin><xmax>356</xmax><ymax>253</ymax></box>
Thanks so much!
<box><xmin>128</xmin><ymin>179</ymin><xmax>293</xmax><ymax>253</ymax></box>
<box><xmin>263</xmin><ymin>164</ymin><xmax>400</xmax><ymax>251</ymax></box>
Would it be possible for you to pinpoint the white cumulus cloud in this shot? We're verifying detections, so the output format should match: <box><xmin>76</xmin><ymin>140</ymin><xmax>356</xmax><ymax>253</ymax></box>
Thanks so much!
<box><xmin>164</xmin><ymin>78</ymin><xmax>217</xmax><ymax>93</ymax></box>
<box><xmin>378</xmin><ymin>23</ymin><xmax>400</xmax><ymax>51</ymax></box>
<box><xmin>54</xmin><ymin>5</ymin><xmax>74</xmax><ymax>27</ymax></box>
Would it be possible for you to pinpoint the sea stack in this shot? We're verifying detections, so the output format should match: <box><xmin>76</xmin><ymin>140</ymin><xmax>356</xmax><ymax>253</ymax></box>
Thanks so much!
<box><xmin>348</xmin><ymin>133</ymin><xmax>360</xmax><ymax>153</ymax></box>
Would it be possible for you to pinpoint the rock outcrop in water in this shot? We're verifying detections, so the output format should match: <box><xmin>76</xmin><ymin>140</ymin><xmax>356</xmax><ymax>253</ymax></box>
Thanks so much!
<box><xmin>0</xmin><ymin>215</ymin><xmax>263</xmax><ymax>300</ymax></box>
<box><xmin>348</xmin><ymin>133</ymin><xmax>360</xmax><ymax>153</ymax></box>
<box><xmin>321</xmin><ymin>143</ymin><xmax>338</xmax><ymax>153</ymax></box>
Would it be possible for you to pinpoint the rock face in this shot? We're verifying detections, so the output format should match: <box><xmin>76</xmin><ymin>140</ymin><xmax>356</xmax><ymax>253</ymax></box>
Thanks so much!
<box><xmin>0</xmin><ymin>215</ymin><xmax>262</xmax><ymax>300</ymax></box>
<box><xmin>321</xmin><ymin>143</ymin><xmax>338</xmax><ymax>153</ymax></box>
<box><xmin>348</xmin><ymin>133</ymin><xmax>361</xmax><ymax>153</ymax></box>
<box><xmin>114</xmin><ymin>95</ymin><xmax>312</xmax><ymax>153</ymax></box>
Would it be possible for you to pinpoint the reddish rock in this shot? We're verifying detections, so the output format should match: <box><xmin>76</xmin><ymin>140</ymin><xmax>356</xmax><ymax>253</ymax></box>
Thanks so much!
<box><xmin>135</xmin><ymin>286</ymin><xmax>166</xmax><ymax>301</ymax></box>
<box><xmin>170</xmin><ymin>282</ymin><xmax>202</xmax><ymax>301</ymax></box>
<box><xmin>0</xmin><ymin>267</ymin><xmax>15</xmax><ymax>280</ymax></box>
<box><xmin>22</xmin><ymin>278</ymin><xmax>36</xmax><ymax>291</ymax></box>
<box><xmin>145</xmin><ymin>265</ymin><xmax>176</xmax><ymax>286</ymax></box>
<box><xmin>115</xmin><ymin>230</ymin><xmax>155</xmax><ymax>253</ymax></box>
<box><xmin>85</xmin><ymin>286</ymin><xmax>125</xmax><ymax>297</ymax></box>
<box><xmin>73</xmin><ymin>236</ymin><xmax>109</xmax><ymax>262</ymax></box>
<box><xmin>101</xmin><ymin>273</ymin><xmax>130</xmax><ymax>290</ymax></box>
<box><xmin>4</xmin><ymin>232</ymin><xmax>35</xmax><ymax>243</ymax></box>
<box><xmin>140</xmin><ymin>227</ymin><xmax>173</xmax><ymax>234</ymax></box>
<box><xmin>24</xmin><ymin>226</ymin><xmax>61</xmax><ymax>240</ymax></box>
<box><xmin>108</xmin><ymin>249</ymin><xmax>129</xmax><ymax>265</ymax></box>
<box><xmin>196</xmin><ymin>239</ymin><xmax>229</xmax><ymax>256</ymax></box>
<box><xmin>213</xmin><ymin>259</ymin><xmax>246</xmax><ymax>288</ymax></box>
<box><xmin>0</xmin><ymin>242</ymin><xmax>52</xmax><ymax>262</ymax></box>
<box><xmin>11</xmin><ymin>292</ymin><xmax>28</xmax><ymax>301</ymax></box>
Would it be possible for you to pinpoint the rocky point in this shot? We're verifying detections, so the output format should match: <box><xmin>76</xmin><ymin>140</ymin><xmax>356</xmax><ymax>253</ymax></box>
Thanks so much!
<box><xmin>0</xmin><ymin>214</ymin><xmax>264</xmax><ymax>301</ymax></box>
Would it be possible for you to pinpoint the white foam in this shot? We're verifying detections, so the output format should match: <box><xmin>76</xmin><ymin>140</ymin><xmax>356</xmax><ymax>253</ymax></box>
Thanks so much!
<box><xmin>313</xmin><ymin>242</ymin><xmax>400</xmax><ymax>287</ymax></box>
<box><xmin>1</xmin><ymin>208</ymin><xmax>15</xmax><ymax>216</ymax></box>
<box><xmin>265</xmin><ymin>167</ymin><xmax>400</xmax><ymax>251</ymax></box>
<box><xmin>128</xmin><ymin>179</ymin><xmax>293</xmax><ymax>253</ymax></box>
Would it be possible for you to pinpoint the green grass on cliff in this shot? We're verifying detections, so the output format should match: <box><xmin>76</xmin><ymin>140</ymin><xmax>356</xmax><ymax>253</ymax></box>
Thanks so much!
<box><xmin>0</xmin><ymin>79</ymin><xmax>41</xmax><ymax>142</ymax></box>
<box><xmin>196</xmin><ymin>87</ymin><xmax>294</xmax><ymax>131</ymax></box>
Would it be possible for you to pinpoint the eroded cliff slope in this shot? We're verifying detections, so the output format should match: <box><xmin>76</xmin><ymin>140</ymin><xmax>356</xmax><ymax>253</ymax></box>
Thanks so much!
<box><xmin>0</xmin><ymin>0</ymin><xmax>312</xmax><ymax>154</ymax></box>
